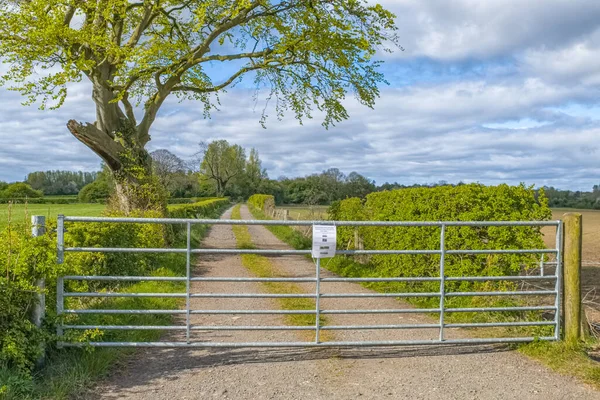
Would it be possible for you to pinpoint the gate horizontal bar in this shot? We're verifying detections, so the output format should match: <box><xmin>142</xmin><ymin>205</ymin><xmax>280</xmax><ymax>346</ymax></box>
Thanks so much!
<box><xmin>63</xmin><ymin>216</ymin><xmax>560</xmax><ymax>227</ymax></box>
<box><xmin>191</xmin><ymin>277</ymin><xmax>317</xmax><ymax>282</ymax></box>
<box><xmin>64</xmin><ymin>309</ymin><xmax>186</xmax><ymax>314</ymax></box>
<box><xmin>60</xmin><ymin>275</ymin><xmax>557</xmax><ymax>283</ymax></box>
<box><xmin>320</xmin><ymin>292</ymin><xmax>440</xmax><ymax>298</ymax></box>
<box><xmin>63</xmin><ymin>325</ymin><xmax>185</xmax><ymax>330</ymax></box>
<box><xmin>446</xmin><ymin>290</ymin><xmax>556</xmax><ymax>297</ymax></box>
<box><xmin>445</xmin><ymin>321</ymin><xmax>556</xmax><ymax>328</ymax></box>
<box><xmin>321</xmin><ymin>277</ymin><xmax>440</xmax><ymax>282</ymax></box>
<box><xmin>321</xmin><ymin>308</ymin><xmax>441</xmax><ymax>314</ymax></box>
<box><xmin>62</xmin><ymin>275</ymin><xmax>186</xmax><ymax>281</ymax></box>
<box><xmin>189</xmin><ymin>293</ymin><xmax>314</xmax><ymax>298</ymax></box>
<box><xmin>58</xmin><ymin>336</ymin><xmax>557</xmax><ymax>348</ymax></box>
<box><xmin>64</xmin><ymin>292</ymin><xmax>186</xmax><ymax>298</ymax></box>
<box><xmin>63</xmin><ymin>247</ymin><xmax>556</xmax><ymax>255</ymax></box>
<box><xmin>445</xmin><ymin>276</ymin><xmax>557</xmax><ymax>282</ymax></box>
<box><xmin>190</xmin><ymin>310</ymin><xmax>316</xmax><ymax>315</ymax></box>
<box><xmin>446</xmin><ymin>249</ymin><xmax>556</xmax><ymax>255</ymax></box>
<box><xmin>322</xmin><ymin>324</ymin><xmax>439</xmax><ymax>330</ymax></box>
<box><xmin>445</xmin><ymin>306</ymin><xmax>556</xmax><ymax>312</ymax></box>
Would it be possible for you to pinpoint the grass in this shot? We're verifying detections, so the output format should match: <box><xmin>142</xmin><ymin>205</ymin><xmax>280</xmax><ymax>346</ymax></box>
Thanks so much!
<box><xmin>0</xmin><ymin>203</ymin><xmax>105</xmax><ymax>228</ymax></box>
<box><xmin>231</xmin><ymin>205</ymin><xmax>328</xmax><ymax>338</ymax></box>
<box><xmin>519</xmin><ymin>340</ymin><xmax>600</xmax><ymax>389</ymax></box>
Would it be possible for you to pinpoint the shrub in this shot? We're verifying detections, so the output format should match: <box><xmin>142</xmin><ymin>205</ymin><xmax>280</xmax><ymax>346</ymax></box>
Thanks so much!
<box><xmin>78</xmin><ymin>180</ymin><xmax>111</xmax><ymax>203</ymax></box>
<box><xmin>0</xmin><ymin>183</ymin><xmax>43</xmax><ymax>199</ymax></box>
<box><xmin>0</xmin><ymin>223</ymin><xmax>56</xmax><ymax>373</ymax></box>
<box><xmin>248</xmin><ymin>194</ymin><xmax>275</xmax><ymax>213</ymax></box>
<box><xmin>328</xmin><ymin>184</ymin><xmax>552</xmax><ymax>306</ymax></box>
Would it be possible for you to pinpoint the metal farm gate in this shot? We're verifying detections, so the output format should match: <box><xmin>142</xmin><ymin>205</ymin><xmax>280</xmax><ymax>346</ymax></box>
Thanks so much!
<box><xmin>55</xmin><ymin>215</ymin><xmax>562</xmax><ymax>348</ymax></box>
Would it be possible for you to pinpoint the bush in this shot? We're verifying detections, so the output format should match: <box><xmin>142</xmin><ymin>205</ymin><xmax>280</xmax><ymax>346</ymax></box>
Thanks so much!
<box><xmin>328</xmin><ymin>184</ymin><xmax>552</xmax><ymax>307</ymax></box>
<box><xmin>248</xmin><ymin>194</ymin><xmax>275</xmax><ymax>213</ymax></box>
<box><xmin>0</xmin><ymin>224</ymin><xmax>56</xmax><ymax>373</ymax></box>
<box><xmin>0</xmin><ymin>183</ymin><xmax>43</xmax><ymax>199</ymax></box>
<box><xmin>78</xmin><ymin>180</ymin><xmax>111</xmax><ymax>203</ymax></box>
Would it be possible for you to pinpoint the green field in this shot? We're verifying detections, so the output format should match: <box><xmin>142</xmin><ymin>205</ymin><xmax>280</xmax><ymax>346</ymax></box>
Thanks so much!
<box><xmin>0</xmin><ymin>203</ymin><xmax>105</xmax><ymax>228</ymax></box>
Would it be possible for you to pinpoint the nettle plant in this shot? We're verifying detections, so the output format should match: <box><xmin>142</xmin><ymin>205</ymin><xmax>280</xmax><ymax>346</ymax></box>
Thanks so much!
<box><xmin>0</xmin><ymin>0</ymin><xmax>398</xmax><ymax>212</ymax></box>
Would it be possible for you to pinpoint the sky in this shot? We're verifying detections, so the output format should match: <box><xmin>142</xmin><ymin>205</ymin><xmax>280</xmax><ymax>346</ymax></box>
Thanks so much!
<box><xmin>1</xmin><ymin>0</ymin><xmax>599</xmax><ymax>191</ymax></box>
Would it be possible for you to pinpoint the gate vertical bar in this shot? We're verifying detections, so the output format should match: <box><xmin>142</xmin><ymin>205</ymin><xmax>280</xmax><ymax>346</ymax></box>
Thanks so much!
<box><xmin>315</xmin><ymin>258</ymin><xmax>321</xmax><ymax>343</ymax></box>
<box><xmin>57</xmin><ymin>214</ymin><xmax>64</xmax><ymax>264</ymax></box>
<box><xmin>186</xmin><ymin>222</ymin><xmax>192</xmax><ymax>344</ymax></box>
<box><xmin>57</xmin><ymin>276</ymin><xmax>64</xmax><ymax>348</ymax></box>
<box><xmin>439</xmin><ymin>224</ymin><xmax>446</xmax><ymax>341</ymax></box>
<box><xmin>555</xmin><ymin>221</ymin><xmax>563</xmax><ymax>340</ymax></box>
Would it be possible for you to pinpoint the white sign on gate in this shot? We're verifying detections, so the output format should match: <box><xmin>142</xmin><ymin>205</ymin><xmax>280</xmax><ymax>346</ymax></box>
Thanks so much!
<box><xmin>312</xmin><ymin>225</ymin><xmax>337</xmax><ymax>258</ymax></box>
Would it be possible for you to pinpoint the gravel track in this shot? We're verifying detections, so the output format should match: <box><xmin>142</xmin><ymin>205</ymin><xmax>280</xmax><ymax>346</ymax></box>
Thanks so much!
<box><xmin>88</xmin><ymin>206</ymin><xmax>599</xmax><ymax>399</ymax></box>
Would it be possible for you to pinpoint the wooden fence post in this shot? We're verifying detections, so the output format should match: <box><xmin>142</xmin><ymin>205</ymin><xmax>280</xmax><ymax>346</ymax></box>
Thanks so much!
<box><xmin>563</xmin><ymin>213</ymin><xmax>584</xmax><ymax>344</ymax></box>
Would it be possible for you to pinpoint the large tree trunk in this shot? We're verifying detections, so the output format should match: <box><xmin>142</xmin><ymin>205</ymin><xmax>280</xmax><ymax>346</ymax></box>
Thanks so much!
<box><xmin>66</xmin><ymin>118</ymin><xmax>167</xmax><ymax>214</ymax></box>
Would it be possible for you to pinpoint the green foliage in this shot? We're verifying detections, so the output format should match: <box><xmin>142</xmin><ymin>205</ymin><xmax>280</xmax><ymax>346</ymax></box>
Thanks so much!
<box><xmin>248</xmin><ymin>194</ymin><xmax>275</xmax><ymax>213</ymax></box>
<box><xmin>0</xmin><ymin>1</ymin><xmax>397</xmax><ymax>124</ymax></box>
<box><xmin>167</xmin><ymin>198</ymin><xmax>230</xmax><ymax>219</ymax></box>
<box><xmin>78</xmin><ymin>180</ymin><xmax>111</xmax><ymax>203</ymax></box>
<box><xmin>328</xmin><ymin>184</ymin><xmax>553</xmax><ymax>308</ymax></box>
<box><xmin>0</xmin><ymin>183</ymin><xmax>43</xmax><ymax>199</ymax></box>
<box><xmin>200</xmin><ymin>140</ymin><xmax>247</xmax><ymax>197</ymax></box>
<box><xmin>0</xmin><ymin>224</ymin><xmax>56</xmax><ymax>373</ymax></box>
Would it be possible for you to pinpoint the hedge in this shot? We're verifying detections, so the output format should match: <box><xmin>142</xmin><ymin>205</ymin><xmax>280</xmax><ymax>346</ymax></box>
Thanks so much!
<box><xmin>1</xmin><ymin>198</ymin><xmax>230</xmax><ymax>378</ymax></box>
<box><xmin>248</xmin><ymin>194</ymin><xmax>275</xmax><ymax>213</ymax></box>
<box><xmin>0</xmin><ymin>198</ymin><xmax>80</xmax><ymax>204</ymax></box>
<box><xmin>167</xmin><ymin>198</ymin><xmax>230</xmax><ymax>218</ymax></box>
<box><xmin>328</xmin><ymin>184</ymin><xmax>552</xmax><ymax>306</ymax></box>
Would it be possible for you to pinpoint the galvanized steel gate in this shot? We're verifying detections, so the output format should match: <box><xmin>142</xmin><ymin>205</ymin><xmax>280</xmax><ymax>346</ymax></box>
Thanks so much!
<box><xmin>56</xmin><ymin>216</ymin><xmax>562</xmax><ymax>347</ymax></box>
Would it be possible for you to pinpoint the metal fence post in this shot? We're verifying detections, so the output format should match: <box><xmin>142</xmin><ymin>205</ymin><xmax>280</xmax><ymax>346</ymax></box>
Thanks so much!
<box><xmin>57</xmin><ymin>214</ymin><xmax>65</xmax><ymax>264</ymax></box>
<box><xmin>315</xmin><ymin>258</ymin><xmax>321</xmax><ymax>344</ymax></box>
<box><xmin>563</xmin><ymin>213</ymin><xmax>585</xmax><ymax>343</ymax></box>
<box><xmin>31</xmin><ymin>216</ymin><xmax>46</xmax><ymax>365</ymax></box>
<box><xmin>439</xmin><ymin>224</ymin><xmax>446</xmax><ymax>341</ymax></box>
<box><xmin>554</xmin><ymin>221</ymin><xmax>563</xmax><ymax>341</ymax></box>
<box><xmin>57</xmin><ymin>276</ymin><xmax>64</xmax><ymax>348</ymax></box>
<box><xmin>186</xmin><ymin>222</ymin><xmax>192</xmax><ymax>344</ymax></box>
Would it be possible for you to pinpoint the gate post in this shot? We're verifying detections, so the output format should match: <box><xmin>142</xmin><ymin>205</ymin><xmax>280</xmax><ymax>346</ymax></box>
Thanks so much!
<box><xmin>31</xmin><ymin>215</ymin><xmax>46</xmax><ymax>366</ymax></box>
<box><xmin>563</xmin><ymin>213</ymin><xmax>586</xmax><ymax>344</ymax></box>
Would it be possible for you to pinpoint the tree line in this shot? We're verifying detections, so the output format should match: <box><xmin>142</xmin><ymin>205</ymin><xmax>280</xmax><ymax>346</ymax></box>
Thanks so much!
<box><xmin>2</xmin><ymin>141</ymin><xmax>599</xmax><ymax>209</ymax></box>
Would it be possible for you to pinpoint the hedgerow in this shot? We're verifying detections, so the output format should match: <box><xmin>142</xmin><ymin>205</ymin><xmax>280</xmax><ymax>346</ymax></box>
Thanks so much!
<box><xmin>328</xmin><ymin>184</ymin><xmax>552</xmax><ymax>308</ymax></box>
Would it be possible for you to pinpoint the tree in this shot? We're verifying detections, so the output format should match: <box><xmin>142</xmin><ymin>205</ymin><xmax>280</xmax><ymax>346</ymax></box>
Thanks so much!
<box><xmin>243</xmin><ymin>148</ymin><xmax>268</xmax><ymax>196</ymax></box>
<box><xmin>0</xmin><ymin>1</ymin><xmax>398</xmax><ymax>211</ymax></box>
<box><xmin>200</xmin><ymin>140</ymin><xmax>246</xmax><ymax>197</ymax></box>
<box><xmin>150</xmin><ymin>149</ymin><xmax>186</xmax><ymax>188</ymax></box>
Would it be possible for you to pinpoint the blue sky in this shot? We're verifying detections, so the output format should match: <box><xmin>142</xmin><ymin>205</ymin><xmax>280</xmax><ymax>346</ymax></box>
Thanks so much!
<box><xmin>0</xmin><ymin>0</ymin><xmax>599</xmax><ymax>191</ymax></box>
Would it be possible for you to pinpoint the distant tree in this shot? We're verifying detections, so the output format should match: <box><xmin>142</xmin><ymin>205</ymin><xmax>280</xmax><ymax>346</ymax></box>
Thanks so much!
<box><xmin>0</xmin><ymin>1</ymin><xmax>398</xmax><ymax>210</ymax></box>
<box><xmin>26</xmin><ymin>170</ymin><xmax>98</xmax><ymax>195</ymax></box>
<box><xmin>200</xmin><ymin>141</ymin><xmax>246</xmax><ymax>197</ymax></box>
<box><xmin>150</xmin><ymin>149</ymin><xmax>186</xmax><ymax>189</ymax></box>
<box><xmin>344</xmin><ymin>172</ymin><xmax>376</xmax><ymax>198</ymax></box>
